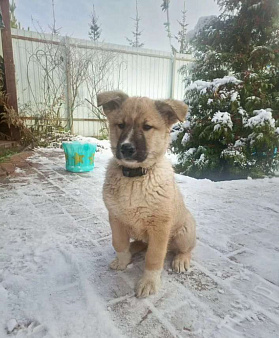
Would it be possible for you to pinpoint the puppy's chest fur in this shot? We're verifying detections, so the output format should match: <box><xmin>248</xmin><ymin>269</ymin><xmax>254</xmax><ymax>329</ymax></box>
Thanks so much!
<box><xmin>103</xmin><ymin>159</ymin><xmax>175</xmax><ymax>240</ymax></box>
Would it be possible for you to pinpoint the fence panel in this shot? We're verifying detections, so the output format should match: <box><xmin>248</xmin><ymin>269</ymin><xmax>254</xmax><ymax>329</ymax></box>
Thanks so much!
<box><xmin>12</xmin><ymin>29</ymin><xmax>68</xmax><ymax>130</ymax></box>
<box><xmin>11</xmin><ymin>28</ymin><xmax>194</xmax><ymax>137</ymax></box>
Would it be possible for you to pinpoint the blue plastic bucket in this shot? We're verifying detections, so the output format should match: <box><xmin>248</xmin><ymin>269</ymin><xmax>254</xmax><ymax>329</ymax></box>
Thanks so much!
<box><xmin>62</xmin><ymin>141</ymin><xmax>97</xmax><ymax>172</ymax></box>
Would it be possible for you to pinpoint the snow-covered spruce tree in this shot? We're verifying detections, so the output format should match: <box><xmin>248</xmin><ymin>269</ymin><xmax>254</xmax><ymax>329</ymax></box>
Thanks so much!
<box><xmin>175</xmin><ymin>1</ymin><xmax>190</xmax><ymax>54</ymax></box>
<box><xmin>126</xmin><ymin>0</ymin><xmax>144</xmax><ymax>48</ymax></box>
<box><xmin>10</xmin><ymin>0</ymin><xmax>28</xmax><ymax>30</ymax></box>
<box><xmin>89</xmin><ymin>4</ymin><xmax>101</xmax><ymax>41</ymax></box>
<box><xmin>10</xmin><ymin>0</ymin><xmax>19</xmax><ymax>29</ymax></box>
<box><xmin>172</xmin><ymin>0</ymin><xmax>279</xmax><ymax>180</ymax></box>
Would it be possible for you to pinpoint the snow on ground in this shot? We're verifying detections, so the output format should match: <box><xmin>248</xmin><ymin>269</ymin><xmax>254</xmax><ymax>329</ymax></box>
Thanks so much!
<box><xmin>0</xmin><ymin>141</ymin><xmax>279</xmax><ymax>338</ymax></box>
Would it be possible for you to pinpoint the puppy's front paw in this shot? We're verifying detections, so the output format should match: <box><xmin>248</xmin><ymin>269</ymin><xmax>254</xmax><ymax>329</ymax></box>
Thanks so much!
<box><xmin>172</xmin><ymin>253</ymin><xmax>191</xmax><ymax>273</ymax></box>
<box><xmin>136</xmin><ymin>270</ymin><xmax>161</xmax><ymax>298</ymax></box>
<box><xmin>109</xmin><ymin>257</ymin><xmax>130</xmax><ymax>270</ymax></box>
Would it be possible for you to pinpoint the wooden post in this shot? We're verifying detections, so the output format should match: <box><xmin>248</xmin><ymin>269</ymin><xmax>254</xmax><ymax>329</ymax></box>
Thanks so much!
<box><xmin>0</xmin><ymin>0</ymin><xmax>20</xmax><ymax>140</ymax></box>
<box><xmin>1</xmin><ymin>0</ymin><xmax>18</xmax><ymax>113</ymax></box>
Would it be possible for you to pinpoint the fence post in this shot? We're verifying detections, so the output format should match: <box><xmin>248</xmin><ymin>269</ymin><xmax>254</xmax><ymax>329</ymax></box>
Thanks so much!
<box><xmin>169</xmin><ymin>52</ymin><xmax>176</xmax><ymax>99</ymax></box>
<box><xmin>0</xmin><ymin>0</ymin><xmax>20</xmax><ymax>140</ymax></box>
<box><xmin>63</xmin><ymin>36</ymin><xmax>73</xmax><ymax>133</ymax></box>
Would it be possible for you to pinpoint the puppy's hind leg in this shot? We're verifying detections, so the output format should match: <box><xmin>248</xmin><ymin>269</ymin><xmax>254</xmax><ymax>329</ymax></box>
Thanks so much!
<box><xmin>172</xmin><ymin>250</ymin><xmax>192</xmax><ymax>273</ymax></box>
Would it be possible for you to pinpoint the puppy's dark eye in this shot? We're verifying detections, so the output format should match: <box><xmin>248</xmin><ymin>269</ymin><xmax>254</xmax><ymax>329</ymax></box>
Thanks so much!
<box><xmin>117</xmin><ymin>123</ymin><xmax>125</xmax><ymax>129</ymax></box>
<box><xmin>143</xmin><ymin>124</ymin><xmax>153</xmax><ymax>131</ymax></box>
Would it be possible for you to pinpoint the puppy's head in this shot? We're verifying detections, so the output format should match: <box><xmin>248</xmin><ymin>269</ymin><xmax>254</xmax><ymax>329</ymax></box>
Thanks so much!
<box><xmin>97</xmin><ymin>91</ymin><xmax>188</xmax><ymax>168</ymax></box>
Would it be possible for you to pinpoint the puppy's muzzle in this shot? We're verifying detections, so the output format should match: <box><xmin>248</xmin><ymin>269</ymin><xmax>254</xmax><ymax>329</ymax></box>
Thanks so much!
<box><xmin>120</xmin><ymin>143</ymin><xmax>136</xmax><ymax>159</ymax></box>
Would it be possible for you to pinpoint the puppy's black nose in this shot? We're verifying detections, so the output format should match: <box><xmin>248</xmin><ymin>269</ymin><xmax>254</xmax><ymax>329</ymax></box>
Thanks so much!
<box><xmin>120</xmin><ymin>143</ymin><xmax>136</xmax><ymax>158</ymax></box>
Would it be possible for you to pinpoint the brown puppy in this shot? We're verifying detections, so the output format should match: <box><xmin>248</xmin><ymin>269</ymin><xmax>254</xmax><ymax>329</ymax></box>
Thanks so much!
<box><xmin>97</xmin><ymin>91</ymin><xmax>196</xmax><ymax>298</ymax></box>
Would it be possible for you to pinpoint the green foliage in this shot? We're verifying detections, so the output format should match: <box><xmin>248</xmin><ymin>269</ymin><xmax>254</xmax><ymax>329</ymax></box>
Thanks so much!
<box><xmin>0</xmin><ymin>149</ymin><xmax>20</xmax><ymax>163</ymax></box>
<box><xmin>172</xmin><ymin>0</ymin><xmax>279</xmax><ymax>180</ymax></box>
<box><xmin>190</xmin><ymin>0</ymin><xmax>279</xmax><ymax>80</ymax></box>
<box><xmin>172</xmin><ymin>72</ymin><xmax>279</xmax><ymax>179</ymax></box>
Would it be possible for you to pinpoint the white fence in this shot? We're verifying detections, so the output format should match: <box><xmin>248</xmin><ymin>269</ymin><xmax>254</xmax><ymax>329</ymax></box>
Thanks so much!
<box><xmin>11</xmin><ymin>28</ymin><xmax>194</xmax><ymax>137</ymax></box>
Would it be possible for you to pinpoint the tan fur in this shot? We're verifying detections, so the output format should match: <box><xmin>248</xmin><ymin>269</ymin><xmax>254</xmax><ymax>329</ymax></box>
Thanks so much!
<box><xmin>98</xmin><ymin>91</ymin><xmax>196</xmax><ymax>298</ymax></box>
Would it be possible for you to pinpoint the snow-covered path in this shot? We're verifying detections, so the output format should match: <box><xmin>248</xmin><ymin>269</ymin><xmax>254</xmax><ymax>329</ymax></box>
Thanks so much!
<box><xmin>0</xmin><ymin>148</ymin><xmax>279</xmax><ymax>338</ymax></box>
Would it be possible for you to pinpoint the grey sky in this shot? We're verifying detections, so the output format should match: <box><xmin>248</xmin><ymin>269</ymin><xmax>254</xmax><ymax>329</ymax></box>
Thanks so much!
<box><xmin>15</xmin><ymin>0</ymin><xmax>220</xmax><ymax>51</ymax></box>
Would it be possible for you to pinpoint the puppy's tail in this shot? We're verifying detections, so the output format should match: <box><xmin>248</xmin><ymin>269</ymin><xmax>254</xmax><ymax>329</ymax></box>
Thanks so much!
<box><xmin>130</xmin><ymin>241</ymin><xmax>148</xmax><ymax>255</ymax></box>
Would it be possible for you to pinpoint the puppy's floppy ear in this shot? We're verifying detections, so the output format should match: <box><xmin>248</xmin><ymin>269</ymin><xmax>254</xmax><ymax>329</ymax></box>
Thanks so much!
<box><xmin>155</xmin><ymin>99</ymin><xmax>188</xmax><ymax>126</ymax></box>
<box><xmin>97</xmin><ymin>91</ymin><xmax>129</xmax><ymax>115</ymax></box>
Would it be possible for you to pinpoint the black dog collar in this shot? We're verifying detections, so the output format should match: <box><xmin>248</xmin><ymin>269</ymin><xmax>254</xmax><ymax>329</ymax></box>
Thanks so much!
<box><xmin>122</xmin><ymin>166</ymin><xmax>148</xmax><ymax>177</ymax></box>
